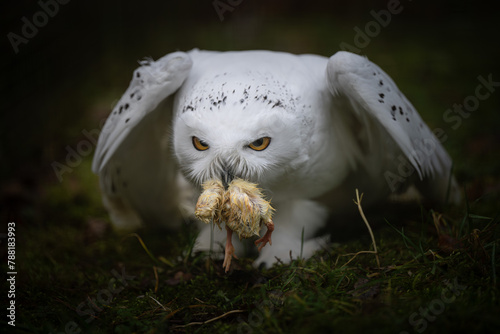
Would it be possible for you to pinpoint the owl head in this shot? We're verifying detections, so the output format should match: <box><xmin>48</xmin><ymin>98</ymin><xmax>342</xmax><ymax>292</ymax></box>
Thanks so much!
<box><xmin>172</xmin><ymin>74</ymin><xmax>310</xmax><ymax>191</ymax></box>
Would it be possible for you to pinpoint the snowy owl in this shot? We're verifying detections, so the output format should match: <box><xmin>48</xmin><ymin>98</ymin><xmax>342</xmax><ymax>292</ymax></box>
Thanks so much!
<box><xmin>92</xmin><ymin>49</ymin><xmax>459</xmax><ymax>268</ymax></box>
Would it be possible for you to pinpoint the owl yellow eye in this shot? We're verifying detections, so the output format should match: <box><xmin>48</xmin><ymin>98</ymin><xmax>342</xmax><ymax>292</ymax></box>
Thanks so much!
<box><xmin>248</xmin><ymin>137</ymin><xmax>271</xmax><ymax>151</ymax></box>
<box><xmin>192</xmin><ymin>136</ymin><xmax>209</xmax><ymax>151</ymax></box>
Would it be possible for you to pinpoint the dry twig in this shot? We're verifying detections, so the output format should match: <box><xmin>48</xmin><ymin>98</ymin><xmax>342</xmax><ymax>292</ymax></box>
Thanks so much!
<box><xmin>353</xmin><ymin>189</ymin><xmax>381</xmax><ymax>268</ymax></box>
<box><xmin>172</xmin><ymin>309</ymin><xmax>246</xmax><ymax>328</ymax></box>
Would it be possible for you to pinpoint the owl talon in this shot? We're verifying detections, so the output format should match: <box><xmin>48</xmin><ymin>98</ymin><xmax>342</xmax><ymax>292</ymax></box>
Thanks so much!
<box><xmin>223</xmin><ymin>226</ymin><xmax>238</xmax><ymax>272</ymax></box>
<box><xmin>255</xmin><ymin>220</ymin><xmax>274</xmax><ymax>251</ymax></box>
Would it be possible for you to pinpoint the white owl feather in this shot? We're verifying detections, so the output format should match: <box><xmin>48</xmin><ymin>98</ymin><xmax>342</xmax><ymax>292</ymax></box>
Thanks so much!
<box><xmin>92</xmin><ymin>49</ymin><xmax>460</xmax><ymax>267</ymax></box>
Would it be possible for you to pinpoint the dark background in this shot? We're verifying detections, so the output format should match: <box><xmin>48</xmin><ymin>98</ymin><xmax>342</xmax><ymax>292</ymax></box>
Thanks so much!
<box><xmin>1</xmin><ymin>0</ymin><xmax>499</xmax><ymax>223</ymax></box>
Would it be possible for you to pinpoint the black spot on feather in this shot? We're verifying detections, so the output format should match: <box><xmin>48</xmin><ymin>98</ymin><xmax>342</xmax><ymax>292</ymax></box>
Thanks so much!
<box><xmin>272</xmin><ymin>100</ymin><xmax>283</xmax><ymax>108</ymax></box>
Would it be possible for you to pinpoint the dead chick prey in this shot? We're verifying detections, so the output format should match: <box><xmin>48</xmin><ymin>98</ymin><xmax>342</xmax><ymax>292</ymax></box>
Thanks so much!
<box><xmin>195</xmin><ymin>178</ymin><xmax>275</xmax><ymax>272</ymax></box>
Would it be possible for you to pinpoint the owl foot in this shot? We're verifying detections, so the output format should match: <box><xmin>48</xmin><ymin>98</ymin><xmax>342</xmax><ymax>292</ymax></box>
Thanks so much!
<box><xmin>255</xmin><ymin>220</ymin><xmax>274</xmax><ymax>251</ymax></box>
<box><xmin>223</xmin><ymin>226</ymin><xmax>238</xmax><ymax>272</ymax></box>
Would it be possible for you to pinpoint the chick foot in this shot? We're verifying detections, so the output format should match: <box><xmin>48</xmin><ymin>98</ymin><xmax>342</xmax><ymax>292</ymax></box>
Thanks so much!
<box><xmin>255</xmin><ymin>220</ymin><xmax>274</xmax><ymax>251</ymax></box>
<box><xmin>223</xmin><ymin>226</ymin><xmax>238</xmax><ymax>272</ymax></box>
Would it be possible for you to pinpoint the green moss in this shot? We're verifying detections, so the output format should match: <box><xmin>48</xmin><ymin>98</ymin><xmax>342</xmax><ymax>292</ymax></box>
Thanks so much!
<box><xmin>12</xmin><ymin>193</ymin><xmax>499</xmax><ymax>333</ymax></box>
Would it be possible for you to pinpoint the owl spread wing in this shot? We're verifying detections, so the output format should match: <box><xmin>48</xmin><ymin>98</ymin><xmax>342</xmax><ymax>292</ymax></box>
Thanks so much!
<box><xmin>91</xmin><ymin>51</ymin><xmax>193</xmax><ymax>229</ymax></box>
<box><xmin>92</xmin><ymin>52</ymin><xmax>193</xmax><ymax>173</ymax></box>
<box><xmin>325</xmin><ymin>51</ymin><xmax>459</xmax><ymax>204</ymax></box>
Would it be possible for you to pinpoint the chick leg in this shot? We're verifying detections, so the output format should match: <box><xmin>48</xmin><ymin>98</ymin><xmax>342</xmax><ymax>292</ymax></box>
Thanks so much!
<box><xmin>223</xmin><ymin>226</ymin><xmax>238</xmax><ymax>272</ymax></box>
<box><xmin>255</xmin><ymin>220</ymin><xmax>274</xmax><ymax>251</ymax></box>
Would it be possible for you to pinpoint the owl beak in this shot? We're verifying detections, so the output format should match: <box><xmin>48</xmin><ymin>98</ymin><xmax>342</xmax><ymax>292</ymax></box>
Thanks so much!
<box><xmin>221</xmin><ymin>165</ymin><xmax>234</xmax><ymax>189</ymax></box>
